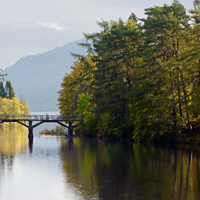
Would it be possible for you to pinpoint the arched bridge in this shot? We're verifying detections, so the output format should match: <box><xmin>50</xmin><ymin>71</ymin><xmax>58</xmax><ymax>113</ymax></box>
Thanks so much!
<box><xmin>0</xmin><ymin>114</ymin><xmax>83</xmax><ymax>139</ymax></box>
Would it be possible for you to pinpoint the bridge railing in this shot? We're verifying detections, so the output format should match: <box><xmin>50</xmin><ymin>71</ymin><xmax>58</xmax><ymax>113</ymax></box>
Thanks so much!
<box><xmin>0</xmin><ymin>114</ymin><xmax>84</xmax><ymax>121</ymax></box>
<box><xmin>0</xmin><ymin>114</ymin><xmax>29</xmax><ymax>120</ymax></box>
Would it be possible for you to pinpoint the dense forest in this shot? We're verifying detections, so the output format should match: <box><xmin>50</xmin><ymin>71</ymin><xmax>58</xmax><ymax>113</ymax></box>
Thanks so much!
<box><xmin>58</xmin><ymin>0</ymin><xmax>200</xmax><ymax>142</ymax></box>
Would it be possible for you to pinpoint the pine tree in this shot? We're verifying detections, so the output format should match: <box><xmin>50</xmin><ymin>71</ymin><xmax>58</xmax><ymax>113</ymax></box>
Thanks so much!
<box><xmin>136</xmin><ymin>0</ymin><xmax>191</xmax><ymax>138</ymax></box>
<box><xmin>5</xmin><ymin>80</ymin><xmax>15</xmax><ymax>99</ymax></box>
<box><xmin>81</xmin><ymin>18</ymin><xmax>143</xmax><ymax>137</ymax></box>
<box><xmin>0</xmin><ymin>82</ymin><xmax>6</xmax><ymax>98</ymax></box>
<box><xmin>58</xmin><ymin>2</ymin><xmax>197</xmax><ymax>141</ymax></box>
<box><xmin>186</xmin><ymin>0</ymin><xmax>200</xmax><ymax>118</ymax></box>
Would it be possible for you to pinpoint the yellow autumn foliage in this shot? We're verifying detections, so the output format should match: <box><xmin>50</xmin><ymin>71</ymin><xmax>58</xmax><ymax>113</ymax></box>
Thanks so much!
<box><xmin>0</xmin><ymin>96</ymin><xmax>30</xmax><ymax>127</ymax></box>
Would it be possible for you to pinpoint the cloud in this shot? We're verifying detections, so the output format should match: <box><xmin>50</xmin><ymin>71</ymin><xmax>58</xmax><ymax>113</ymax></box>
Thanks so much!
<box><xmin>0</xmin><ymin>22</ymin><xmax>65</xmax><ymax>31</ymax></box>
<box><xmin>0</xmin><ymin>0</ymin><xmax>193</xmax><ymax>70</ymax></box>
<box><xmin>37</xmin><ymin>23</ymin><xmax>65</xmax><ymax>31</ymax></box>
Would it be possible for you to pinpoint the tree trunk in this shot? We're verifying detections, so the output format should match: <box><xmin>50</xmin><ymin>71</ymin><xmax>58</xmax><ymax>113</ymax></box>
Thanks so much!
<box><xmin>170</xmin><ymin>71</ymin><xmax>177</xmax><ymax>129</ymax></box>
<box><xmin>177</xmin><ymin>70</ymin><xmax>183</xmax><ymax>126</ymax></box>
<box><xmin>180</xmin><ymin>68</ymin><xmax>192</xmax><ymax>134</ymax></box>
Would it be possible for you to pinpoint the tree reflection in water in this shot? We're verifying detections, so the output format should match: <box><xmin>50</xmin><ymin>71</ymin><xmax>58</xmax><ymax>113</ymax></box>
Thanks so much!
<box><xmin>0</xmin><ymin>126</ymin><xmax>28</xmax><ymax>155</ymax></box>
<box><xmin>0</xmin><ymin>126</ymin><xmax>28</xmax><ymax>191</ymax></box>
<box><xmin>60</xmin><ymin>138</ymin><xmax>200</xmax><ymax>200</ymax></box>
<box><xmin>0</xmin><ymin>131</ymin><xmax>199</xmax><ymax>200</ymax></box>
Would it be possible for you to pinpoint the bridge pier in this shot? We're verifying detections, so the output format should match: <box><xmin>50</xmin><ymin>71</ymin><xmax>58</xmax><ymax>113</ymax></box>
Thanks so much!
<box><xmin>68</xmin><ymin>121</ymin><xmax>73</xmax><ymax>136</ymax></box>
<box><xmin>28</xmin><ymin>121</ymin><xmax>33</xmax><ymax>139</ymax></box>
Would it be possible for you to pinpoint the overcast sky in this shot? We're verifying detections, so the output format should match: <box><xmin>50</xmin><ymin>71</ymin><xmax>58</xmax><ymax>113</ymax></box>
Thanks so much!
<box><xmin>0</xmin><ymin>0</ymin><xmax>193</xmax><ymax>70</ymax></box>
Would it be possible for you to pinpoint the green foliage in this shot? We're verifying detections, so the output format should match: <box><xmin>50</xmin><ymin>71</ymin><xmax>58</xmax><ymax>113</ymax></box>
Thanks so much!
<box><xmin>5</xmin><ymin>80</ymin><xmax>15</xmax><ymax>99</ymax></box>
<box><xmin>75</xmin><ymin>93</ymin><xmax>93</xmax><ymax>115</ymax></box>
<box><xmin>0</xmin><ymin>80</ymin><xmax>15</xmax><ymax>99</ymax></box>
<box><xmin>58</xmin><ymin>55</ymin><xmax>95</xmax><ymax>116</ymax></box>
<box><xmin>75</xmin><ymin>93</ymin><xmax>98</xmax><ymax>136</ymax></box>
<box><xmin>0</xmin><ymin>82</ymin><xmax>6</xmax><ymax>98</ymax></box>
<box><xmin>58</xmin><ymin>1</ymin><xmax>200</xmax><ymax>142</ymax></box>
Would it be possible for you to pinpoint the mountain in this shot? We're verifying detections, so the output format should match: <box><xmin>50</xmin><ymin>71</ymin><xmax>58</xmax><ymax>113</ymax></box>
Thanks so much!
<box><xmin>3</xmin><ymin>38</ymin><xmax>88</xmax><ymax>111</ymax></box>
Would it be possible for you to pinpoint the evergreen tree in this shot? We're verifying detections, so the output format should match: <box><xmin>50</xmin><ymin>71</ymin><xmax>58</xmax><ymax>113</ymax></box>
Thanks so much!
<box><xmin>5</xmin><ymin>80</ymin><xmax>15</xmax><ymax>99</ymax></box>
<box><xmin>133</xmin><ymin>0</ymin><xmax>192</xmax><ymax>139</ymax></box>
<box><xmin>81</xmin><ymin>18</ymin><xmax>143</xmax><ymax>137</ymax></box>
<box><xmin>58</xmin><ymin>1</ymin><xmax>198</xmax><ymax>141</ymax></box>
<box><xmin>187</xmin><ymin>0</ymin><xmax>200</xmax><ymax>118</ymax></box>
<box><xmin>0</xmin><ymin>82</ymin><xmax>6</xmax><ymax>98</ymax></box>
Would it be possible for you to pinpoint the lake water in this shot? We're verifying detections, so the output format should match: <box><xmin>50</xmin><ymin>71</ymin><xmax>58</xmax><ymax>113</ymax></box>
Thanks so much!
<box><xmin>0</xmin><ymin>125</ymin><xmax>200</xmax><ymax>200</ymax></box>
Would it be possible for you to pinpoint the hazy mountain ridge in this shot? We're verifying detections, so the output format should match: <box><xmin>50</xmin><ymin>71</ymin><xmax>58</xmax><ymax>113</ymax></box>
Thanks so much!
<box><xmin>3</xmin><ymin>38</ymin><xmax>87</xmax><ymax>111</ymax></box>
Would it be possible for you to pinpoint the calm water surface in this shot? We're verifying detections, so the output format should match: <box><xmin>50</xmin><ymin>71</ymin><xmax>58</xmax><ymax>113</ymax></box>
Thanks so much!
<box><xmin>0</xmin><ymin>126</ymin><xmax>200</xmax><ymax>200</ymax></box>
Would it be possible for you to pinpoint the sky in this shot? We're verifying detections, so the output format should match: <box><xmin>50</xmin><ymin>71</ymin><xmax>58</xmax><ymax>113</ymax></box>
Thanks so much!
<box><xmin>0</xmin><ymin>0</ymin><xmax>194</xmax><ymax>70</ymax></box>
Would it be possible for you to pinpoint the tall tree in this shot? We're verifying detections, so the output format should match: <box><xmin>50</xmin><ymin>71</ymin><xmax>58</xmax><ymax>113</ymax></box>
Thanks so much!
<box><xmin>58</xmin><ymin>2</ymin><xmax>197</xmax><ymax>141</ymax></box>
<box><xmin>135</xmin><ymin>0</ymin><xmax>191</xmax><ymax>139</ymax></box>
<box><xmin>5</xmin><ymin>80</ymin><xmax>15</xmax><ymax>99</ymax></box>
<box><xmin>81</xmin><ymin>17</ymin><xmax>143</xmax><ymax>137</ymax></box>
<box><xmin>58</xmin><ymin>55</ymin><xmax>95</xmax><ymax>116</ymax></box>
<box><xmin>0</xmin><ymin>82</ymin><xmax>6</xmax><ymax>98</ymax></box>
<box><xmin>186</xmin><ymin>0</ymin><xmax>200</xmax><ymax>118</ymax></box>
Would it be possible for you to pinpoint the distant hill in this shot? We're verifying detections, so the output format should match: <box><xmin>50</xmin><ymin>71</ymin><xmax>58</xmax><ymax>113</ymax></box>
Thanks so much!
<box><xmin>3</xmin><ymin>38</ymin><xmax>88</xmax><ymax>111</ymax></box>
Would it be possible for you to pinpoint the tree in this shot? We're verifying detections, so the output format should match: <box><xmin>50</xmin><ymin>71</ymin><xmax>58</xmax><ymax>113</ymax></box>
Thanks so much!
<box><xmin>58</xmin><ymin>1</ymin><xmax>197</xmax><ymax>141</ymax></box>
<box><xmin>19</xmin><ymin>94</ymin><xmax>30</xmax><ymax>114</ymax></box>
<box><xmin>0</xmin><ymin>82</ymin><xmax>6</xmax><ymax>98</ymax></box>
<box><xmin>186</xmin><ymin>0</ymin><xmax>200</xmax><ymax>118</ymax></box>
<box><xmin>132</xmin><ymin>0</ymin><xmax>192</xmax><ymax>140</ymax></box>
<box><xmin>58</xmin><ymin>55</ymin><xmax>95</xmax><ymax>116</ymax></box>
<box><xmin>5</xmin><ymin>80</ymin><xmax>15</xmax><ymax>99</ymax></box>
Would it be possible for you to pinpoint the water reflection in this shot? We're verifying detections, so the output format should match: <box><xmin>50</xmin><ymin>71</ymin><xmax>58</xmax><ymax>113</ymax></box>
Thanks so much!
<box><xmin>0</xmin><ymin>128</ymin><xmax>200</xmax><ymax>200</ymax></box>
<box><xmin>0</xmin><ymin>126</ymin><xmax>28</xmax><ymax>155</ymax></box>
<box><xmin>0</xmin><ymin>127</ymin><xmax>28</xmax><ymax>197</ymax></box>
<box><xmin>60</xmin><ymin>138</ymin><xmax>200</xmax><ymax>200</ymax></box>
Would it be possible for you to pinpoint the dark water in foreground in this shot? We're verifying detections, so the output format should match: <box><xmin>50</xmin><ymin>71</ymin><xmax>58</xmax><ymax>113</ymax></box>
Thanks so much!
<box><xmin>0</xmin><ymin>127</ymin><xmax>200</xmax><ymax>200</ymax></box>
